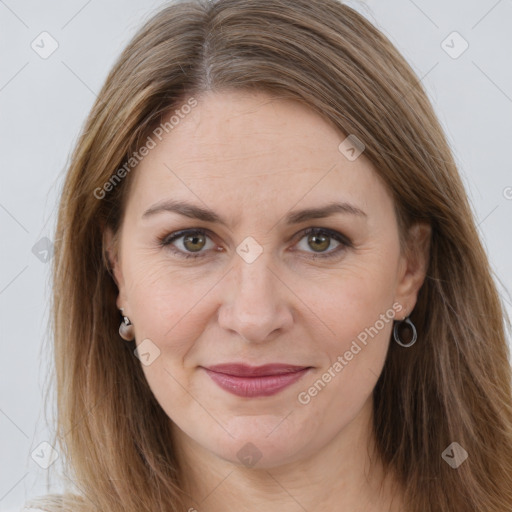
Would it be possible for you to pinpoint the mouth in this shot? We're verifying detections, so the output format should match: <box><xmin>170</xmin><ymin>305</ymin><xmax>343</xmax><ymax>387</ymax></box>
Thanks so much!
<box><xmin>200</xmin><ymin>363</ymin><xmax>313</xmax><ymax>398</ymax></box>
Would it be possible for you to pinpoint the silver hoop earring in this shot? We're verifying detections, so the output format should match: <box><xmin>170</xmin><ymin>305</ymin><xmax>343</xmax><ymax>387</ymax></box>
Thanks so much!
<box><xmin>118</xmin><ymin>309</ymin><xmax>135</xmax><ymax>341</ymax></box>
<box><xmin>393</xmin><ymin>316</ymin><xmax>417</xmax><ymax>347</ymax></box>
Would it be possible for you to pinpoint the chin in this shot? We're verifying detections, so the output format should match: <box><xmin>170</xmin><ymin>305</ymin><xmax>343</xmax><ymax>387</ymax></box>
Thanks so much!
<box><xmin>200</xmin><ymin>418</ymin><xmax>315</xmax><ymax>469</ymax></box>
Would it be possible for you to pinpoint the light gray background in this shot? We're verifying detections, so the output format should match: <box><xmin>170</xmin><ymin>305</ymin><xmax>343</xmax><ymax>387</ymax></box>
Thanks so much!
<box><xmin>1</xmin><ymin>0</ymin><xmax>511</xmax><ymax>510</ymax></box>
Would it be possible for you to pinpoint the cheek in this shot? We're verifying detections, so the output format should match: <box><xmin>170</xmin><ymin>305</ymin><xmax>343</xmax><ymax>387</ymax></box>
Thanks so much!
<box><xmin>123</xmin><ymin>246</ymin><xmax>215</xmax><ymax>334</ymax></box>
<box><xmin>294</xmin><ymin>300</ymin><xmax>394</xmax><ymax>440</ymax></box>
<box><xmin>123</xmin><ymin>258</ymin><xmax>224</xmax><ymax>403</ymax></box>
<box><xmin>128</xmin><ymin>270</ymin><xmax>215</xmax><ymax>360</ymax></box>
<box><xmin>292</xmin><ymin>249</ymin><xmax>398</xmax><ymax>409</ymax></box>
<box><xmin>129</xmin><ymin>284</ymin><xmax>209</xmax><ymax>422</ymax></box>
<box><xmin>300</xmin><ymin>246</ymin><xmax>398</xmax><ymax>346</ymax></box>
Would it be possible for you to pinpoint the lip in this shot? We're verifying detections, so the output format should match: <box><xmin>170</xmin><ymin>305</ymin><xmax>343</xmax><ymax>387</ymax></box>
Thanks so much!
<box><xmin>201</xmin><ymin>363</ymin><xmax>312</xmax><ymax>398</ymax></box>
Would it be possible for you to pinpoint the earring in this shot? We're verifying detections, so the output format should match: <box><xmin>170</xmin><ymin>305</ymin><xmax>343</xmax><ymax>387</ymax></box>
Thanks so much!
<box><xmin>118</xmin><ymin>308</ymin><xmax>135</xmax><ymax>341</ymax></box>
<box><xmin>393</xmin><ymin>315</ymin><xmax>417</xmax><ymax>347</ymax></box>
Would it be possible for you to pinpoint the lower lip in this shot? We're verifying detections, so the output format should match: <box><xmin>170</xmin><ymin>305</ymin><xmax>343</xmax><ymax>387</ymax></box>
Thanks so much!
<box><xmin>202</xmin><ymin>367</ymin><xmax>311</xmax><ymax>398</ymax></box>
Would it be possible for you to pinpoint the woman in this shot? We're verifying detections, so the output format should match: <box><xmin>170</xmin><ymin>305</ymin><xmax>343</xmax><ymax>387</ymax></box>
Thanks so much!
<box><xmin>24</xmin><ymin>0</ymin><xmax>512</xmax><ymax>511</ymax></box>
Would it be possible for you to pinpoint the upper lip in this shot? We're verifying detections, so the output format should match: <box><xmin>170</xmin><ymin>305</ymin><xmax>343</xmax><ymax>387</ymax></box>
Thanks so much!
<box><xmin>203</xmin><ymin>363</ymin><xmax>311</xmax><ymax>377</ymax></box>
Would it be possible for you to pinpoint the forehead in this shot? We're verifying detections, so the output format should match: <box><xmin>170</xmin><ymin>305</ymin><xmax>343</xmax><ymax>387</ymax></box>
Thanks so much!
<box><xmin>126</xmin><ymin>90</ymin><xmax>391</xmax><ymax>223</ymax></box>
<box><xmin>161</xmin><ymin>90</ymin><xmax>347</xmax><ymax>175</ymax></box>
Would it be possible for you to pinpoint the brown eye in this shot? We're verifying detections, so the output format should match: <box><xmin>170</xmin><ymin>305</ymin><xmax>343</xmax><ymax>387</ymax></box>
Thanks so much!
<box><xmin>160</xmin><ymin>229</ymin><xmax>215</xmax><ymax>259</ymax></box>
<box><xmin>294</xmin><ymin>227</ymin><xmax>352</xmax><ymax>259</ymax></box>
<box><xmin>307</xmin><ymin>232</ymin><xmax>331</xmax><ymax>252</ymax></box>
<box><xmin>182</xmin><ymin>232</ymin><xmax>207</xmax><ymax>253</ymax></box>
<box><xmin>159</xmin><ymin>227</ymin><xmax>352</xmax><ymax>261</ymax></box>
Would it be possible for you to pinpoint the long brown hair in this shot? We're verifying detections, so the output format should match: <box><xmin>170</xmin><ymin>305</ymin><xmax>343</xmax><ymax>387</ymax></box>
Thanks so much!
<box><xmin>27</xmin><ymin>0</ymin><xmax>512</xmax><ymax>510</ymax></box>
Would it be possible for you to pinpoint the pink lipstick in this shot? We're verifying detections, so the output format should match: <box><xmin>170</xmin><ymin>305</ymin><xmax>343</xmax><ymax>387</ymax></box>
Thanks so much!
<box><xmin>201</xmin><ymin>363</ymin><xmax>311</xmax><ymax>398</ymax></box>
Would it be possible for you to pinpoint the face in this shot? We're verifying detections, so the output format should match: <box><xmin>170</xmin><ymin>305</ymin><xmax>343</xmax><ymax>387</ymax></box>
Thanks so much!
<box><xmin>107</xmin><ymin>90</ymin><xmax>426</xmax><ymax>469</ymax></box>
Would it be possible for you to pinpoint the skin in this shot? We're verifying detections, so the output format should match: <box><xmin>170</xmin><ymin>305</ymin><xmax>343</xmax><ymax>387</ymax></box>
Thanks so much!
<box><xmin>106</xmin><ymin>90</ymin><xmax>430</xmax><ymax>512</ymax></box>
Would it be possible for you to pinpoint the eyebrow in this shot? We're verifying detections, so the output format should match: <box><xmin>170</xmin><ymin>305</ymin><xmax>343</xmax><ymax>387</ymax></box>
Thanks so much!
<box><xmin>142</xmin><ymin>199</ymin><xmax>367</xmax><ymax>226</ymax></box>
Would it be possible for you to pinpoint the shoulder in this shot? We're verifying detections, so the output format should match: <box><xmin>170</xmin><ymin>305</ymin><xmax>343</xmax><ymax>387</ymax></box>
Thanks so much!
<box><xmin>21</xmin><ymin>504</ymin><xmax>54</xmax><ymax>512</ymax></box>
<box><xmin>20</xmin><ymin>494</ymin><xmax>64</xmax><ymax>512</ymax></box>
<box><xmin>20</xmin><ymin>492</ymin><xmax>82</xmax><ymax>512</ymax></box>
<box><xmin>1</xmin><ymin>507</ymin><xmax>48</xmax><ymax>512</ymax></box>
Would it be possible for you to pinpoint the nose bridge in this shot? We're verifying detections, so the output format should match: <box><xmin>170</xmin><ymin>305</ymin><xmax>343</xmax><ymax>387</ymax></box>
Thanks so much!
<box><xmin>235</xmin><ymin>248</ymin><xmax>275</xmax><ymax>302</ymax></box>
<box><xmin>218</xmin><ymin>246</ymin><xmax>292</xmax><ymax>342</ymax></box>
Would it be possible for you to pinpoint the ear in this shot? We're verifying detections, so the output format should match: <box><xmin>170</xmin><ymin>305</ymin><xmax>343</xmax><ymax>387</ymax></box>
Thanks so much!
<box><xmin>103</xmin><ymin>227</ymin><xmax>126</xmax><ymax>310</ymax></box>
<box><xmin>394</xmin><ymin>222</ymin><xmax>431</xmax><ymax>318</ymax></box>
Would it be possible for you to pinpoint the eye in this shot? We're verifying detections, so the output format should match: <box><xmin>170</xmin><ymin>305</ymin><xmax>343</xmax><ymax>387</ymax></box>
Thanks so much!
<box><xmin>159</xmin><ymin>229</ymin><xmax>216</xmax><ymax>259</ymax></box>
<box><xmin>292</xmin><ymin>227</ymin><xmax>352</xmax><ymax>259</ymax></box>
<box><xmin>158</xmin><ymin>227</ymin><xmax>352</xmax><ymax>260</ymax></box>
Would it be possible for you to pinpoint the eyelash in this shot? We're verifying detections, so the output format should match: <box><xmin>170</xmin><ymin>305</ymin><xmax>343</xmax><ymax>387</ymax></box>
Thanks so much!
<box><xmin>157</xmin><ymin>227</ymin><xmax>353</xmax><ymax>261</ymax></box>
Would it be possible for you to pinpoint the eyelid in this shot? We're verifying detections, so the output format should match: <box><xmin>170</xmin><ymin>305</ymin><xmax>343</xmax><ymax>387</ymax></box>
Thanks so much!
<box><xmin>158</xmin><ymin>226</ymin><xmax>352</xmax><ymax>260</ymax></box>
<box><xmin>158</xmin><ymin>228</ymin><xmax>217</xmax><ymax>259</ymax></box>
<box><xmin>295</xmin><ymin>226</ymin><xmax>353</xmax><ymax>248</ymax></box>
<box><xmin>289</xmin><ymin>227</ymin><xmax>352</xmax><ymax>260</ymax></box>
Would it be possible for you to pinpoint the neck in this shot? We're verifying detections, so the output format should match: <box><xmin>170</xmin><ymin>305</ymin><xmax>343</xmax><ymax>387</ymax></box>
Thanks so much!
<box><xmin>172</xmin><ymin>397</ymin><xmax>404</xmax><ymax>512</ymax></box>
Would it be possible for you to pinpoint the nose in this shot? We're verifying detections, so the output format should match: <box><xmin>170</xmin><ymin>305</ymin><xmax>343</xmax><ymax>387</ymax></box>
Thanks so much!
<box><xmin>217</xmin><ymin>251</ymin><xmax>294</xmax><ymax>343</ymax></box>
